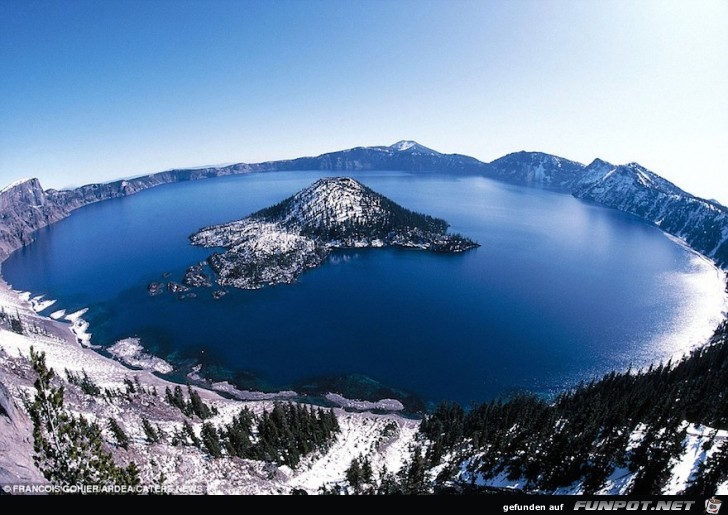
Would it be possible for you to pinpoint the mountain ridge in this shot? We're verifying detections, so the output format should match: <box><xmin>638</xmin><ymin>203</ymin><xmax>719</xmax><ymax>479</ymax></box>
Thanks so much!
<box><xmin>1</xmin><ymin>141</ymin><xmax>726</xmax><ymax>268</ymax></box>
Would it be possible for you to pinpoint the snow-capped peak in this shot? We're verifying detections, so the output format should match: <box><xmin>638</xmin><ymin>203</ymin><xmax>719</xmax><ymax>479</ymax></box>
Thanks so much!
<box><xmin>389</xmin><ymin>140</ymin><xmax>439</xmax><ymax>155</ymax></box>
<box><xmin>0</xmin><ymin>178</ymin><xmax>34</xmax><ymax>195</ymax></box>
<box><xmin>391</xmin><ymin>140</ymin><xmax>418</xmax><ymax>151</ymax></box>
<box><xmin>277</xmin><ymin>177</ymin><xmax>386</xmax><ymax>229</ymax></box>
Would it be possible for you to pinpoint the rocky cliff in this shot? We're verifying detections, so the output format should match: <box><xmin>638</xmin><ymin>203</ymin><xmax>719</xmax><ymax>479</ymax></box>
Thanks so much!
<box><xmin>0</xmin><ymin>376</ymin><xmax>46</xmax><ymax>486</ymax></box>
<box><xmin>0</xmin><ymin>179</ymin><xmax>69</xmax><ymax>261</ymax></box>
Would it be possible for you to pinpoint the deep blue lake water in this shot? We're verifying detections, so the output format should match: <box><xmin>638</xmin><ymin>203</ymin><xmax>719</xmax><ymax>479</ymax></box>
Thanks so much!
<box><xmin>3</xmin><ymin>171</ymin><xmax>725</xmax><ymax>405</ymax></box>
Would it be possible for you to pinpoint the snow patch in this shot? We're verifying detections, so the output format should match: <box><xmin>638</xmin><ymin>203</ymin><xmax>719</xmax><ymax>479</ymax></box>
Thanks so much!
<box><xmin>49</xmin><ymin>309</ymin><xmax>66</xmax><ymax>320</ymax></box>
<box><xmin>64</xmin><ymin>308</ymin><xmax>88</xmax><ymax>322</ymax></box>
<box><xmin>65</xmin><ymin>308</ymin><xmax>91</xmax><ymax>346</ymax></box>
<box><xmin>664</xmin><ymin>423</ymin><xmax>728</xmax><ymax>494</ymax></box>
<box><xmin>325</xmin><ymin>393</ymin><xmax>404</xmax><ymax>411</ymax></box>
<box><xmin>0</xmin><ymin>178</ymin><xmax>33</xmax><ymax>194</ymax></box>
<box><xmin>107</xmin><ymin>337</ymin><xmax>174</xmax><ymax>375</ymax></box>
<box><xmin>30</xmin><ymin>295</ymin><xmax>56</xmax><ymax>313</ymax></box>
<box><xmin>287</xmin><ymin>414</ymin><xmax>417</xmax><ymax>492</ymax></box>
<box><xmin>391</xmin><ymin>140</ymin><xmax>417</xmax><ymax>151</ymax></box>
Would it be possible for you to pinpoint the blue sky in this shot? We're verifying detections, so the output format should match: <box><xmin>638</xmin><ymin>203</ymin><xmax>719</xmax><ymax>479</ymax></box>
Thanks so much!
<box><xmin>1</xmin><ymin>0</ymin><xmax>726</xmax><ymax>202</ymax></box>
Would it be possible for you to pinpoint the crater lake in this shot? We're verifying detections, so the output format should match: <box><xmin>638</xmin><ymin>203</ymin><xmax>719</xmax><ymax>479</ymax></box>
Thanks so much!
<box><xmin>3</xmin><ymin>171</ymin><xmax>725</xmax><ymax>406</ymax></box>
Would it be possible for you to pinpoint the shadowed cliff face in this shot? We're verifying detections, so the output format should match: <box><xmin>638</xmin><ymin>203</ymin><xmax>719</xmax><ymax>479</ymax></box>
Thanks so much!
<box><xmin>1</xmin><ymin>141</ymin><xmax>726</xmax><ymax>268</ymax></box>
<box><xmin>0</xmin><ymin>378</ymin><xmax>46</xmax><ymax>486</ymax></box>
<box><xmin>0</xmin><ymin>179</ymin><xmax>69</xmax><ymax>261</ymax></box>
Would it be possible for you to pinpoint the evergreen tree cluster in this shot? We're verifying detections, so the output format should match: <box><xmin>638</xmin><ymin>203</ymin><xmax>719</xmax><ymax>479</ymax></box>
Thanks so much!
<box><xmin>419</xmin><ymin>320</ymin><xmax>728</xmax><ymax>494</ymax></box>
<box><xmin>179</xmin><ymin>403</ymin><xmax>339</xmax><ymax>468</ymax></box>
<box><xmin>345</xmin><ymin>455</ymin><xmax>374</xmax><ymax>493</ymax></box>
<box><xmin>97</xmin><ymin>377</ymin><xmax>157</xmax><ymax>405</ymax></box>
<box><xmin>164</xmin><ymin>385</ymin><xmax>217</xmax><ymax>419</ymax></box>
<box><xmin>252</xmin><ymin>403</ymin><xmax>339</xmax><ymax>467</ymax></box>
<box><xmin>141</xmin><ymin>416</ymin><xmax>163</xmax><ymax>444</ymax></box>
<box><xmin>107</xmin><ymin>417</ymin><xmax>130</xmax><ymax>450</ymax></box>
<box><xmin>27</xmin><ymin>348</ymin><xmax>140</xmax><ymax>490</ymax></box>
<box><xmin>686</xmin><ymin>438</ymin><xmax>728</xmax><ymax>495</ymax></box>
<box><xmin>65</xmin><ymin>369</ymin><xmax>101</xmax><ymax>397</ymax></box>
<box><xmin>0</xmin><ymin>307</ymin><xmax>24</xmax><ymax>335</ymax></box>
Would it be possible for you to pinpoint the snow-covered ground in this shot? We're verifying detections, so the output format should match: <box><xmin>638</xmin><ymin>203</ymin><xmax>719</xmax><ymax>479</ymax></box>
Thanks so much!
<box><xmin>29</xmin><ymin>294</ymin><xmax>56</xmax><ymax>313</ymax></box>
<box><xmin>665</xmin><ymin>424</ymin><xmax>728</xmax><ymax>495</ymax></box>
<box><xmin>451</xmin><ymin>421</ymin><xmax>727</xmax><ymax>495</ymax></box>
<box><xmin>286</xmin><ymin>413</ymin><xmax>417</xmax><ymax>492</ymax></box>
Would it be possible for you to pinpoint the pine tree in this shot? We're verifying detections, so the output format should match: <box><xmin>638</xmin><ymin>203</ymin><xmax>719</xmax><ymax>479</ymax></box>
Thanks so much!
<box><xmin>10</xmin><ymin>311</ymin><xmax>23</xmax><ymax>334</ymax></box>
<box><xmin>123</xmin><ymin>377</ymin><xmax>136</xmax><ymax>395</ymax></box>
<box><xmin>346</xmin><ymin>458</ymin><xmax>363</xmax><ymax>493</ymax></box>
<box><xmin>141</xmin><ymin>417</ymin><xmax>160</xmax><ymax>444</ymax></box>
<box><xmin>65</xmin><ymin>369</ymin><xmax>101</xmax><ymax>397</ymax></box>
<box><xmin>375</xmin><ymin>465</ymin><xmax>401</xmax><ymax>495</ymax></box>
<box><xmin>201</xmin><ymin>422</ymin><xmax>223</xmax><ymax>458</ymax></box>
<box><xmin>223</xmin><ymin>408</ymin><xmax>254</xmax><ymax>458</ymax></box>
<box><xmin>107</xmin><ymin>418</ymin><xmax>130</xmax><ymax>449</ymax></box>
<box><xmin>166</xmin><ymin>385</ymin><xmax>187</xmax><ymax>413</ymax></box>
<box><xmin>400</xmin><ymin>446</ymin><xmax>427</xmax><ymax>494</ymax></box>
<box><xmin>27</xmin><ymin>347</ymin><xmax>140</xmax><ymax>489</ymax></box>
<box><xmin>187</xmin><ymin>386</ymin><xmax>213</xmax><ymax>420</ymax></box>
<box><xmin>183</xmin><ymin>420</ymin><xmax>199</xmax><ymax>447</ymax></box>
<box><xmin>346</xmin><ymin>455</ymin><xmax>374</xmax><ymax>493</ymax></box>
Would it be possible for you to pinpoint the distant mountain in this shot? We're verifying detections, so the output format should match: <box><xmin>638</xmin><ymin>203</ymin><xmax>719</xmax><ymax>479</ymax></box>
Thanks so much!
<box><xmin>490</xmin><ymin>153</ymin><xmax>728</xmax><ymax>266</ymax></box>
<box><xmin>251</xmin><ymin>140</ymin><xmax>485</xmax><ymax>174</ymax></box>
<box><xmin>488</xmin><ymin>151</ymin><xmax>584</xmax><ymax>191</ymax></box>
<box><xmin>572</xmin><ymin>159</ymin><xmax>728</xmax><ymax>268</ymax></box>
<box><xmin>189</xmin><ymin>177</ymin><xmax>478</xmax><ymax>289</ymax></box>
<box><xmin>1</xmin><ymin>140</ymin><xmax>726</xmax><ymax>269</ymax></box>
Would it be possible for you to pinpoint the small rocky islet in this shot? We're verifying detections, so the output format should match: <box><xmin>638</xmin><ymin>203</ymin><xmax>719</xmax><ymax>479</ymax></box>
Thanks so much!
<box><xmin>147</xmin><ymin>262</ymin><xmax>221</xmax><ymax>300</ymax></box>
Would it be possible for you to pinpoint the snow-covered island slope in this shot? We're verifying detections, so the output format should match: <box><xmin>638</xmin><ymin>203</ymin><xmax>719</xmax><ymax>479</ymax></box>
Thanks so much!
<box><xmin>190</xmin><ymin>177</ymin><xmax>479</xmax><ymax>289</ymax></box>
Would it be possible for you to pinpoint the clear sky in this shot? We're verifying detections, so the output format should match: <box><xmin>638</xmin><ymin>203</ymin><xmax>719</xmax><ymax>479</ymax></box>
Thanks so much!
<box><xmin>1</xmin><ymin>0</ymin><xmax>726</xmax><ymax>202</ymax></box>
